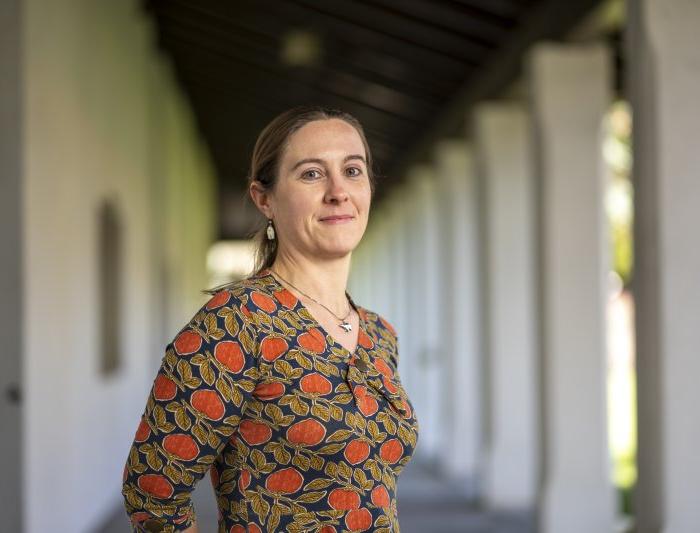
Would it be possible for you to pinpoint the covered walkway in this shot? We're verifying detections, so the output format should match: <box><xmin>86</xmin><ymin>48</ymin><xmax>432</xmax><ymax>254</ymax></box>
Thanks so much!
<box><xmin>2</xmin><ymin>1</ymin><xmax>700</xmax><ymax>532</ymax></box>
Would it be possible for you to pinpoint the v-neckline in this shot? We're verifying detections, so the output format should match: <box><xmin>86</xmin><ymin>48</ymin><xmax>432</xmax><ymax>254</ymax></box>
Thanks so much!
<box><xmin>257</xmin><ymin>268</ymin><xmax>368</xmax><ymax>359</ymax></box>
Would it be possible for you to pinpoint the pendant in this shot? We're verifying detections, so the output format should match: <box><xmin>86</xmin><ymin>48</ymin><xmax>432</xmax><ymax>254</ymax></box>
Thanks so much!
<box><xmin>339</xmin><ymin>321</ymin><xmax>352</xmax><ymax>332</ymax></box>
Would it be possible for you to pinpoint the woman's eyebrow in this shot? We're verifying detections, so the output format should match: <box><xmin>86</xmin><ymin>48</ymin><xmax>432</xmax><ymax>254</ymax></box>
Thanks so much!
<box><xmin>291</xmin><ymin>154</ymin><xmax>366</xmax><ymax>171</ymax></box>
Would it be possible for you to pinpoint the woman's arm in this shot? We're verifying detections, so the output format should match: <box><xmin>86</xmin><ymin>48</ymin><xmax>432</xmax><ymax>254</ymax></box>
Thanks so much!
<box><xmin>121</xmin><ymin>290</ymin><xmax>260</xmax><ymax>531</ymax></box>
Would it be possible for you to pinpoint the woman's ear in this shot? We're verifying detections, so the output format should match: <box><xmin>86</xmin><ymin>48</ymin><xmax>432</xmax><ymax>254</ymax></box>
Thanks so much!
<box><xmin>249</xmin><ymin>180</ymin><xmax>273</xmax><ymax>219</ymax></box>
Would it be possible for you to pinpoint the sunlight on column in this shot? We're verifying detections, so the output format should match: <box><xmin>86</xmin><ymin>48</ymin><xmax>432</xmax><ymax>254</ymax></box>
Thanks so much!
<box><xmin>603</xmin><ymin>100</ymin><xmax>636</xmax><ymax>520</ymax></box>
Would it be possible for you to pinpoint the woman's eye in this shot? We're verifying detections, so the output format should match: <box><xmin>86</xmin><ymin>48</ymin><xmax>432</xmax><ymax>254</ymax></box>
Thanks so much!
<box><xmin>302</xmin><ymin>169</ymin><xmax>321</xmax><ymax>179</ymax></box>
<box><xmin>346</xmin><ymin>167</ymin><xmax>363</xmax><ymax>177</ymax></box>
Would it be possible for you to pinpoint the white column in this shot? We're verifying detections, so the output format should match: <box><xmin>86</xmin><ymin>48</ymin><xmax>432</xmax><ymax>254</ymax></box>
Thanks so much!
<box><xmin>349</xmin><ymin>228</ymin><xmax>370</xmax><ymax>309</ymax></box>
<box><xmin>386</xmin><ymin>194</ymin><xmax>406</xmax><ymax>351</ymax></box>
<box><xmin>627</xmin><ymin>2</ymin><xmax>700</xmax><ymax>531</ymax></box>
<box><xmin>528</xmin><ymin>42</ymin><xmax>615</xmax><ymax>533</ymax></box>
<box><xmin>396</xmin><ymin>178</ymin><xmax>420</xmax><ymax>402</ymax></box>
<box><xmin>401</xmin><ymin>166</ymin><xmax>443</xmax><ymax>464</ymax></box>
<box><xmin>361</xmin><ymin>230</ymin><xmax>377</xmax><ymax>305</ymax></box>
<box><xmin>473</xmin><ymin>103</ymin><xmax>539</xmax><ymax>511</ymax></box>
<box><xmin>394</xmin><ymin>188</ymin><xmax>412</xmax><ymax>381</ymax></box>
<box><xmin>379</xmin><ymin>223</ymin><xmax>391</xmax><ymax>318</ymax></box>
<box><xmin>368</xmin><ymin>200</ymin><xmax>395</xmax><ymax>325</ymax></box>
<box><xmin>434</xmin><ymin>139</ymin><xmax>483</xmax><ymax>496</ymax></box>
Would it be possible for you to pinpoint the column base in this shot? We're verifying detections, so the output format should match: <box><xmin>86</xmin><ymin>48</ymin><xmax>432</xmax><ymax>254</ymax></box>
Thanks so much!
<box><xmin>540</xmin><ymin>480</ymin><xmax>616</xmax><ymax>533</ymax></box>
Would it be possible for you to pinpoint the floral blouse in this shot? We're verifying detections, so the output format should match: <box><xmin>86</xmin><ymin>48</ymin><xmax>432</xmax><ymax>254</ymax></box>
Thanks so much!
<box><xmin>122</xmin><ymin>268</ymin><xmax>420</xmax><ymax>532</ymax></box>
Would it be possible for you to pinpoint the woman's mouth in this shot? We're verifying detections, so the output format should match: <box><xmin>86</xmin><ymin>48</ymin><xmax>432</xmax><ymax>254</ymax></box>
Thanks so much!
<box><xmin>320</xmin><ymin>215</ymin><xmax>354</xmax><ymax>224</ymax></box>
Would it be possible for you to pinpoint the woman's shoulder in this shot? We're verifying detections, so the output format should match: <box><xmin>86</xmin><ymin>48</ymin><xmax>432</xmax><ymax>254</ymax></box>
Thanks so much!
<box><xmin>199</xmin><ymin>271</ymin><xmax>297</xmax><ymax>333</ymax></box>
<box><xmin>357</xmin><ymin>305</ymin><xmax>396</xmax><ymax>336</ymax></box>
<box><xmin>357</xmin><ymin>306</ymin><xmax>400</xmax><ymax>367</ymax></box>
<box><xmin>203</xmin><ymin>272</ymin><xmax>277</xmax><ymax>305</ymax></box>
<box><xmin>356</xmin><ymin>305</ymin><xmax>399</xmax><ymax>352</ymax></box>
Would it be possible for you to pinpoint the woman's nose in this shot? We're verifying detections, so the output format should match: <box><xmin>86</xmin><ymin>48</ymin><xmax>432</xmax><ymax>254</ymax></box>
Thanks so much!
<box><xmin>324</xmin><ymin>171</ymin><xmax>349</xmax><ymax>201</ymax></box>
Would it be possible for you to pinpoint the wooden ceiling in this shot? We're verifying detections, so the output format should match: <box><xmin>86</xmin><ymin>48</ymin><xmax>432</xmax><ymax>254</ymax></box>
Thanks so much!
<box><xmin>144</xmin><ymin>0</ymin><xmax>601</xmax><ymax>239</ymax></box>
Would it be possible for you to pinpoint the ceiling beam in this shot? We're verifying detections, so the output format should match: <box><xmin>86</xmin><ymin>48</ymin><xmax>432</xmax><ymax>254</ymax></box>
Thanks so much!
<box><xmin>388</xmin><ymin>0</ymin><xmax>603</xmax><ymax>182</ymax></box>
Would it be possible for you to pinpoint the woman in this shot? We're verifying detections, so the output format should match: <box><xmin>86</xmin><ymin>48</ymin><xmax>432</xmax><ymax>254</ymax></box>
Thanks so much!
<box><xmin>122</xmin><ymin>105</ymin><xmax>420</xmax><ymax>532</ymax></box>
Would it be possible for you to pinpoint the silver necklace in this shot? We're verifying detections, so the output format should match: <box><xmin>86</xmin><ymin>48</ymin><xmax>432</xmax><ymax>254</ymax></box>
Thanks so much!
<box><xmin>269</xmin><ymin>268</ymin><xmax>355</xmax><ymax>332</ymax></box>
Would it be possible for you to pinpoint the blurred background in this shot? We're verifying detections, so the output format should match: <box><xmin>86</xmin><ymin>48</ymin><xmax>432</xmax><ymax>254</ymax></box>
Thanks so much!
<box><xmin>1</xmin><ymin>0</ymin><xmax>697</xmax><ymax>532</ymax></box>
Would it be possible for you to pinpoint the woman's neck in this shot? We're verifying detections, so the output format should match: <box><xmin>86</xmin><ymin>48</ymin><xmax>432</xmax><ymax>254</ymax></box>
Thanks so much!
<box><xmin>269</xmin><ymin>254</ymin><xmax>351</xmax><ymax>314</ymax></box>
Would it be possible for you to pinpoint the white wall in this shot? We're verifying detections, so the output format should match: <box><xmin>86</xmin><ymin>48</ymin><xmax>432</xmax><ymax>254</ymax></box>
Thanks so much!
<box><xmin>21</xmin><ymin>1</ymin><xmax>217</xmax><ymax>531</ymax></box>
<box><xmin>1</xmin><ymin>0</ymin><xmax>24</xmax><ymax>530</ymax></box>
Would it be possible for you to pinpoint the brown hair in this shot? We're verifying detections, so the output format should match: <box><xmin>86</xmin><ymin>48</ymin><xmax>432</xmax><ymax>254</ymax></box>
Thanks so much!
<box><xmin>203</xmin><ymin>105</ymin><xmax>377</xmax><ymax>296</ymax></box>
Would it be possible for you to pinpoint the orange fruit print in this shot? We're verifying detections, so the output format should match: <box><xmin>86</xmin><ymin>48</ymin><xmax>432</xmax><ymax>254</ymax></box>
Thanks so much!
<box><xmin>238</xmin><ymin>419</ymin><xmax>272</xmax><ymax>445</ymax></box>
<box><xmin>382</xmin><ymin>375</ymin><xmax>398</xmax><ymax>394</ymax></box>
<box><xmin>260</xmin><ymin>336</ymin><xmax>288</xmax><ymax>362</ymax></box>
<box><xmin>190</xmin><ymin>389</ymin><xmax>225</xmax><ymax>420</ymax></box>
<box><xmin>252</xmin><ymin>381</ymin><xmax>286</xmax><ymax>400</ymax></box>
<box><xmin>345</xmin><ymin>508</ymin><xmax>373</xmax><ymax>531</ymax></box>
<box><xmin>273</xmin><ymin>287</ymin><xmax>298</xmax><ymax>309</ymax></box>
<box><xmin>265</xmin><ymin>466</ymin><xmax>304</xmax><ymax>494</ymax></box>
<box><xmin>357</xmin><ymin>328</ymin><xmax>375</xmax><ymax>350</ymax></box>
<box><xmin>134</xmin><ymin>418</ymin><xmax>151</xmax><ymax>442</ymax></box>
<box><xmin>153</xmin><ymin>373</ymin><xmax>177</xmax><ymax>401</ymax></box>
<box><xmin>344</xmin><ymin>438</ymin><xmax>370</xmax><ymax>464</ymax></box>
<box><xmin>352</xmin><ymin>384</ymin><xmax>379</xmax><ymax>417</ymax></box>
<box><xmin>328</xmin><ymin>488</ymin><xmax>361</xmax><ymax>510</ymax></box>
<box><xmin>379</xmin><ymin>439</ymin><xmax>404</xmax><ymax>464</ymax></box>
<box><xmin>215</xmin><ymin>340</ymin><xmax>245</xmax><ymax>373</ymax></box>
<box><xmin>137</xmin><ymin>474</ymin><xmax>174</xmax><ymax>499</ymax></box>
<box><xmin>121</xmin><ymin>268</ymin><xmax>419</xmax><ymax>532</ymax></box>
<box><xmin>300</xmin><ymin>372</ymin><xmax>333</xmax><ymax>395</ymax></box>
<box><xmin>162</xmin><ymin>434</ymin><xmax>200</xmax><ymax>461</ymax></box>
<box><xmin>286</xmin><ymin>418</ymin><xmax>327</xmax><ymax>446</ymax></box>
<box><xmin>373</xmin><ymin>358</ymin><xmax>393</xmax><ymax>379</ymax></box>
<box><xmin>298</xmin><ymin>327</ymin><xmax>327</xmax><ymax>354</ymax></box>
<box><xmin>371</xmin><ymin>484</ymin><xmax>390</xmax><ymax>508</ymax></box>
<box><xmin>173</xmin><ymin>329</ymin><xmax>202</xmax><ymax>355</ymax></box>
<box><xmin>251</xmin><ymin>291</ymin><xmax>278</xmax><ymax>313</ymax></box>
<box><xmin>238</xmin><ymin>468</ymin><xmax>251</xmax><ymax>491</ymax></box>
<box><xmin>205</xmin><ymin>289</ymin><xmax>231</xmax><ymax>309</ymax></box>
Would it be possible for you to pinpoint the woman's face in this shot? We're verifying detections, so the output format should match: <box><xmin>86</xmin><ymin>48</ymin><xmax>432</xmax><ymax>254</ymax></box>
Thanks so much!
<box><xmin>268</xmin><ymin>118</ymin><xmax>372</xmax><ymax>262</ymax></box>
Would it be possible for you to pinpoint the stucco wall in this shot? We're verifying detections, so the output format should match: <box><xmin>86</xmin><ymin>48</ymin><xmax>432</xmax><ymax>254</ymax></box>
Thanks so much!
<box><xmin>21</xmin><ymin>1</ymin><xmax>217</xmax><ymax>531</ymax></box>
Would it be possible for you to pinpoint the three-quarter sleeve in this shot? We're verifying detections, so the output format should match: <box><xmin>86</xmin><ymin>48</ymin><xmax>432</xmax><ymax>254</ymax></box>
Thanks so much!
<box><xmin>121</xmin><ymin>290</ymin><xmax>260</xmax><ymax>532</ymax></box>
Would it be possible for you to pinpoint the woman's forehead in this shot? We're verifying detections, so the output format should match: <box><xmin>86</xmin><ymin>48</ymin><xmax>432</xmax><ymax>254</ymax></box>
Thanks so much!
<box><xmin>283</xmin><ymin>120</ymin><xmax>366</xmax><ymax>164</ymax></box>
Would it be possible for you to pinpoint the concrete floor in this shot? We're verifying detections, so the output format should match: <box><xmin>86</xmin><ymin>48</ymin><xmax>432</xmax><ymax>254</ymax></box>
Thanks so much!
<box><xmin>100</xmin><ymin>460</ymin><xmax>535</xmax><ymax>533</ymax></box>
<box><xmin>395</xmin><ymin>461</ymin><xmax>535</xmax><ymax>533</ymax></box>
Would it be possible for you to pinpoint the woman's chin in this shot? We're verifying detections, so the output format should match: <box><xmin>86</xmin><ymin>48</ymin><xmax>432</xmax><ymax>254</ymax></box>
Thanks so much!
<box><xmin>315</xmin><ymin>244</ymin><xmax>357</xmax><ymax>259</ymax></box>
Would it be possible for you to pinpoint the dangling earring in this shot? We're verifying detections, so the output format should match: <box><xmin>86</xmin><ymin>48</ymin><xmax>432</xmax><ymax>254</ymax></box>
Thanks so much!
<box><xmin>266</xmin><ymin>218</ymin><xmax>276</xmax><ymax>241</ymax></box>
